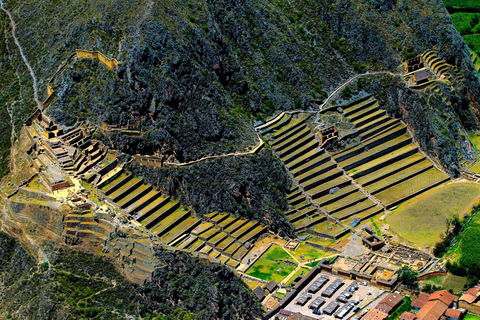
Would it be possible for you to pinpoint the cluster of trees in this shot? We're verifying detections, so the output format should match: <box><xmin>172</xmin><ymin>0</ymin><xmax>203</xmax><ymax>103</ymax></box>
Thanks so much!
<box><xmin>433</xmin><ymin>215</ymin><xmax>462</xmax><ymax>257</ymax></box>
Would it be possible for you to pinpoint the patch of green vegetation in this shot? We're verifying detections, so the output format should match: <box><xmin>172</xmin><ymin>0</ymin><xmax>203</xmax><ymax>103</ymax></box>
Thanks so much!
<box><xmin>306</xmin><ymin>260</ymin><xmax>320</xmax><ymax>268</ymax></box>
<box><xmin>285</xmin><ymin>267</ymin><xmax>310</xmax><ymax>286</ymax></box>
<box><xmin>287</xmin><ymin>243</ymin><xmax>331</xmax><ymax>262</ymax></box>
<box><xmin>450</xmin><ymin>13</ymin><xmax>480</xmax><ymax>35</ymax></box>
<box><xmin>465</xmin><ymin>313</ymin><xmax>480</xmax><ymax>320</ymax></box>
<box><xmin>370</xmin><ymin>218</ymin><xmax>382</xmax><ymax>236</ymax></box>
<box><xmin>421</xmin><ymin>274</ymin><xmax>467</xmax><ymax>294</ymax></box>
<box><xmin>386</xmin><ymin>297</ymin><xmax>412</xmax><ymax>320</ymax></box>
<box><xmin>246</xmin><ymin>245</ymin><xmax>297</xmax><ymax>283</ymax></box>
<box><xmin>387</xmin><ymin>183</ymin><xmax>480</xmax><ymax>248</ymax></box>
<box><xmin>274</xmin><ymin>291</ymin><xmax>285</xmax><ymax>298</ymax></box>
<box><xmin>445</xmin><ymin>0</ymin><xmax>480</xmax><ymax>12</ymax></box>
<box><xmin>464</xmin><ymin>34</ymin><xmax>480</xmax><ymax>56</ymax></box>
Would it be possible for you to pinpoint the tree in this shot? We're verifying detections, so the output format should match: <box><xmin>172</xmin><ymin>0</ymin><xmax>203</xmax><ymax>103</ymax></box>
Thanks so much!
<box><xmin>396</xmin><ymin>266</ymin><xmax>418</xmax><ymax>288</ymax></box>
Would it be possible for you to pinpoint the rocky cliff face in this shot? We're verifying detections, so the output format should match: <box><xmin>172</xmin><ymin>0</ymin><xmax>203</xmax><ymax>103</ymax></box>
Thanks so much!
<box><xmin>7</xmin><ymin>0</ymin><xmax>480</xmax><ymax>166</ymax></box>
<box><xmin>130</xmin><ymin>148</ymin><xmax>294</xmax><ymax>237</ymax></box>
<box><xmin>0</xmin><ymin>232</ymin><xmax>261</xmax><ymax>319</ymax></box>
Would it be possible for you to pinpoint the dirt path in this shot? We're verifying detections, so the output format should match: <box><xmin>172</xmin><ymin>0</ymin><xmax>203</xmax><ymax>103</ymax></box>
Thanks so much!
<box><xmin>318</xmin><ymin>71</ymin><xmax>400</xmax><ymax>111</ymax></box>
<box><xmin>0</xmin><ymin>0</ymin><xmax>41</xmax><ymax>107</ymax></box>
<box><xmin>163</xmin><ymin>133</ymin><xmax>264</xmax><ymax>167</ymax></box>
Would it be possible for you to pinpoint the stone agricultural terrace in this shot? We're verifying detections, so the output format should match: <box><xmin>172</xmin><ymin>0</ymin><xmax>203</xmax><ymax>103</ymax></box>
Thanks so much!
<box><xmin>258</xmin><ymin>95</ymin><xmax>450</xmax><ymax>238</ymax></box>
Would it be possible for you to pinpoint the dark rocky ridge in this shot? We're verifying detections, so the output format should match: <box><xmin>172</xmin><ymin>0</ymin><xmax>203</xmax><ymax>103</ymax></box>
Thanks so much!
<box><xmin>0</xmin><ymin>231</ymin><xmax>261</xmax><ymax>319</ymax></box>
<box><xmin>6</xmin><ymin>0</ymin><xmax>480</xmax><ymax>168</ymax></box>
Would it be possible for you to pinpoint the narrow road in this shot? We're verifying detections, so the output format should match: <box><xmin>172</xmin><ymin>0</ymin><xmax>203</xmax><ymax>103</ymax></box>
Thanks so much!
<box><xmin>162</xmin><ymin>133</ymin><xmax>264</xmax><ymax>167</ymax></box>
<box><xmin>318</xmin><ymin>71</ymin><xmax>400</xmax><ymax>111</ymax></box>
<box><xmin>1</xmin><ymin>0</ymin><xmax>41</xmax><ymax>107</ymax></box>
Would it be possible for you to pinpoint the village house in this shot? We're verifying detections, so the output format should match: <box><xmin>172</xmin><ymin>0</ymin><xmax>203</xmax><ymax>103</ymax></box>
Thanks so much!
<box><xmin>400</xmin><ymin>290</ymin><xmax>466</xmax><ymax>320</ymax></box>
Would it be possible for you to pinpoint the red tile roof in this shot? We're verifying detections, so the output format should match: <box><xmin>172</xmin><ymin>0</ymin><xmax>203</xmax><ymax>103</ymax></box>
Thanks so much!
<box><xmin>467</xmin><ymin>287</ymin><xmax>480</xmax><ymax>296</ymax></box>
<box><xmin>412</xmin><ymin>299</ymin><xmax>427</xmax><ymax>309</ymax></box>
<box><xmin>444</xmin><ymin>309</ymin><xmax>464</xmax><ymax>319</ymax></box>
<box><xmin>417</xmin><ymin>300</ymin><xmax>448</xmax><ymax>320</ymax></box>
<box><xmin>419</xmin><ymin>293</ymin><xmax>431</xmax><ymax>302</ymax></box>
<box><xmin>400</xmin><ymin>312</ymin><xmax>417</xmax><ymax>320</ymax></box>
<box><xmin>364</xmin><ymin>309</ymin><xmax>389</xmax><ymax>320</ymax></box>
<box><xmin>428</xmin><ymin>290</ymin><xmax>456</xmax><ymax>306</ymax></box>
<box><xmin>376</xmin><ymin>303</ymin><xmax>393</xmax><ymax>314</ymax></box>
<box><xmin>460</xmin><ymin>293</ymin><xmax>476</xmax><ymax>304</ymax></box>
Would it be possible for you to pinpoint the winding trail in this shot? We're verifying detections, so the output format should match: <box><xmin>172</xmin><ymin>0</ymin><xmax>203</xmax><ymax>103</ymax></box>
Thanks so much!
<box><xmin>0</xmin><ymin>0</ymin><xmax>41</xmax><ymax>107</ymax></box>
<box><xmin>163</xmin><ymin>133</ymin><xmax>264</xmax><ymax>167</ymax></box>
<box><xmin>318</xmin><ymin>71</ymin><xmax>400</xmax><ymax>111</ymax></box>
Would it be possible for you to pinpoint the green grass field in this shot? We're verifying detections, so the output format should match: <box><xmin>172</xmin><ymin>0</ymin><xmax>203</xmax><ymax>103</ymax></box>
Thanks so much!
<box><xmin>421</xmin><ymin>273</ymin><xmax>467</xmax><ymax>294</ymax></box>
<box><xmin>287</xmin><ymin>243</ymin><xmax>332</xmax><ymax>262</ymax></box>
<box><xmin>465</xmin><ymin>313</ymin><xmax>480</xmax><ymax>320</ymax></box>
<box><xmin>387</xmin><ymin>183</ymin><xmax>480</xmax><ymax>248</ymax></box>
<box><xmin>285</xmin><ymin>267</ymin><xmax>310</xmax><ymax>286</ymax></box>
<box><xmin>245</xmin><ymin>245</ymin><xmax>297</xmax><ymax>283</ymax></box>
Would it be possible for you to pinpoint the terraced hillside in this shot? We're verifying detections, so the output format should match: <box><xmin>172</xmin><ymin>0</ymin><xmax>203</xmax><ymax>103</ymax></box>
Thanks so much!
<box><xmin>96</xmin><ymin>163</ymin><xmax>265</xmax><ymax>267</ymax></box>
<box><xmin>259</xmin><ymin>97</ymin><xmax>450</xmax><ymax>235</ymax></box>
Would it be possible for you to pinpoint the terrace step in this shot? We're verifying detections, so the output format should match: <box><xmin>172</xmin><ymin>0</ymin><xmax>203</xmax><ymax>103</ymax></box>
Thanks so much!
<box><xmin>359</xmin><ymin>119</ymin><xmax>400</xmax><ymax>142</ymax></box>
<box><xmin>207</xmin><ymin>231</ymin><xmax>229</xmax><ymax>247</ymax></box>
<box><xmin>340</xmin><ymin>135</ymin><xmax>412</xmax><ymax>171</ymax></box>
<box><xmin>289</xmin><ymin>194</ymin><xmax>308</xmax><ymax>206</ymax></box>
<box><xmin>296</xmin><ymin>160</ymin><xmax>337</xmax><ymax>183</ymax></box>
<box><xmin>331</xmin><ymin>198</ymin><xmax>377</xmax><ymax>221</ymax></box>
<box><xmin>356</xmin><ymin>153</ymin><xmax>426</xmax><ymax>186</ymax></box>
<box><xmin>342</xmin><ymin>97</ymin><xmax>375</xmax><ymax>116</ymax></box>
<box><xmin>272</xmin><ymin>125</ymin><xmax>312</xmax><ymax>152</ymax></box>
<box><xmin>290</xmin><ymin>152</ymin><xmax>331</xmax><ymax>177</ymax></box>
<box><xmin>126</xmin><ymin>189</ymin><xmax>162</xmax><ymax>212</ymax></box>
<box><xmin>198</xmin><ymin>225</ymin><xmax>221</xmax><ymax>241</ymax></box>
<box><xmin>282</xmin><ymin>140</ymin><xmax>319</xmax><ymax>165</ymax></box>
<box><xmin>271</xmin><ymin>116</ymin><xmax>311</xmax><ymax>140</ymax></box>
<box><xmin>272</xmin><ymin>125</ymin><xmax>309</xmax><ymax>150</ymax></box>
<box><xmin>232</xmin><ymin>246</ymin><xmax>251</xmax><ymax>261</ymax></box>
<box><xmin>161</xmin><ymin>216</ymin><xmax>201</xmax><ymax>245</ymax></box>
<box><xmin>288</xmin><ymin>207</ymin><xmax>317</xmax><ymax>223</ymax></box>
<box><xmin>110</xmin><ymin>177</ymin><xmax>143</xmax><ymax>202</ymax></box>
<box><xmin>355</xmin><ymin>114</ymin><xmax>391</xmax><ymax>136</ymax></box>
<box><xmin>135</xmin><ymin>196</ymin><xmax>171</xmax><ymax>221</ymax></box>
<box><xmin>141</xmin><ymin>201</ymin><xmax>180</xmax><ymax>229</ymax></box>
<box><xmin>323</xmin><ymin>191</ymin><xmax>368</xmax><ymax>213</ymax></box>
<box><xmin>306</xmin><ymin>175</ymin><xmax>352</xmax><ymax>199</ymax></box>
<box><xmin>150</xmin><ymin>207</ymin><xmax>191</xmax><ymax>237</ymax></box>
<box><xmin>278</xmin><ymin>134</ymin><xmax>316</xmax><ymax>158</ymax></box>
<box><xmin>293</xmin><ymin>214</ymin><xmax>327</xmax><ymax>231</ymax></box>
<box><xmin>347</xmin><ymin>102</ymin><xmax>380</xmax><ymax>123</ymax></box>
<box><xmin>259</xmin><ymin>114</ymin><xmax>290</xmax><ymax>134</ymax></box>
<box><xmin>216</xmin><ymin>237</ymin><xmax>237</xmax><ymax>252</ymax></box>
<box><xmin>224</xmin><ymin>219</ymin><xmax>249</xmax><ymax>235</ymax></box>
<box><xmin>353</xmin><ymin>109</ymin><xmax>386</xmax><ymax>128</ymax></box>
<box><xmin>302</xmin><ymin>169</ymin><xmax>344</xmax><ymax>192</ymax></box>
<box><xmin>224</xmin><ymin>242</ymin><xmax>242</xmax><ymax>258</ymax></box>
<box><xmin>334</xmin><ymin>126</ymin><xmax>407</xmax><ymax>163</ymax></box>
<box><xmin>117</xmin><ymin>184</ymin><xmax>152</xmax><ymax>208</ymax></box>
<box><xmin>349</xmin><ymin>144</ymin><xmax>419</xmax><ymax>178</ymax></box>
<box><xmin>217</xmin><ymin>216</ymin><xmax>239</xmax><ymax>230</ymax></box>
<box><xmin>189</xmin><ymin>240</ymin><xmax>205</xmax><ymax>252</ymax></box>
<box><xmin>375</xmin><ymin>168</ymin><xmax>449</xmax><ymax>207</ymax></box>
<box><xmin>101</xmin><ymin>173</ymin><xmax>131</xmax><ymax>195</ymax></box>
<box><xmin>231</xmin><ymin>221</ymin><xmax>258</xmax><ymax>239</ymax></box>
<box><xmin>366</xmin><ymin>160</ymin><xmax>433</xmax><ymax>195</ymax></box>
<box><xmin>287</xmin><ymin>150</ymin><xmax>326</xmax><ymax>171</ymax></box>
